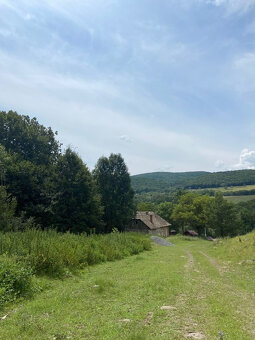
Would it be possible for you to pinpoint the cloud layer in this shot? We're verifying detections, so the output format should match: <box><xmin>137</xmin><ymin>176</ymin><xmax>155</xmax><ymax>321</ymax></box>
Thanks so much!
<box><xmin>0</xmin><ymin>1</ymin><xmax>255</xmax><ymax>174</ymax></box>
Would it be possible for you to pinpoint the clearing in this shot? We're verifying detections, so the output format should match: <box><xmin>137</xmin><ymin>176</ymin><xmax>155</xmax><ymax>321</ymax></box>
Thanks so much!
<box><xmin>0</xmin><ymin>235</ymin><xmax>254</xmax><ymax>340</ymax></box>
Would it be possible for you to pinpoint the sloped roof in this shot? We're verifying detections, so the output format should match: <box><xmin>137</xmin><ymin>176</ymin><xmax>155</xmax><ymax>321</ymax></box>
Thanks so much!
<box><xmin>134</xmin><ymin>211</ymin><xmax>170</xmax><ymax>230</ymax></box>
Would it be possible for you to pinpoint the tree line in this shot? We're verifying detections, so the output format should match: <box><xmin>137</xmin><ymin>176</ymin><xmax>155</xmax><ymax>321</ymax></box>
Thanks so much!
<box><xmin>137</xmin><ymin>191</ymin><xmax>255</xmax><ymax>237</ymax></box>
<box><xmin>0</xmin><ymin>111</ymin><xmax>135</xmax><ymax>234</ymax></box>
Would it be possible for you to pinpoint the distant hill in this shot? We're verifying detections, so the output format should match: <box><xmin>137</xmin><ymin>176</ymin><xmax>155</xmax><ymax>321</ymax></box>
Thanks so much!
<box><xmin>131</xmin><ymin>169</ymin><xmax>255</xmax><ymax>194</ymax></box>
<box><xmin>131</xmin><ymin>171</ymin><xmax>208</xmax><ymax>193</ymax></box>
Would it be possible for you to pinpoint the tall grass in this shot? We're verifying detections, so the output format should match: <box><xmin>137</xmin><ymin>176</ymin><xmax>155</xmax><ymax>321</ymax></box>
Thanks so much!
<box><xmin>0</xmin><ymin>229</ymin><xmax>151</xmax><ymax>309</ymax></box>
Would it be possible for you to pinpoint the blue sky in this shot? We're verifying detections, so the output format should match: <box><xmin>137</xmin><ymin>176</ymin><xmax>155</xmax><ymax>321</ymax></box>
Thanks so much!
<box><xmin>0</xmin><ymin>0</ymin><xmax>255</xmax><ymax>174</ymax></box>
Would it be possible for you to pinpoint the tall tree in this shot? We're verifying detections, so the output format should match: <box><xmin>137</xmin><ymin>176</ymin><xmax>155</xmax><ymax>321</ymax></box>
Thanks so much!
<box><xmin>0</xmin><ymin>110</ymin><xmax>61</xmax><ymax>165</ymax></box>
<box><xmin>93</xmin><ymin>154</ymin><xmax>135</xmax><ymax>232</ymax></box>
<box><xmin>0</xmin><ymin>111</ymin><xmax>61</xmax><ymax>225</ymax></box>
<box><xmin>52</xmin><ymin>148</ymin><xmax>104</xmax><ymax>233</ymax></box>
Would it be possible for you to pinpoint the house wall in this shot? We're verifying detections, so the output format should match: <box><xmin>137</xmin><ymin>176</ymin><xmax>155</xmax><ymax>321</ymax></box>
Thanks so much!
<box><xmin>125</xmin><ymin>219</ymin><xmax>149</xmax><ymax>233</ymax></box>
<box><xmin>126</xmin><ymin>220</ymin><xmax>169</xmax><ymax>237</ymax></box>
<box><xmin>153</xmin><ymin>226</ymin><xmax>169</xmax><ymax>237</ymax></box>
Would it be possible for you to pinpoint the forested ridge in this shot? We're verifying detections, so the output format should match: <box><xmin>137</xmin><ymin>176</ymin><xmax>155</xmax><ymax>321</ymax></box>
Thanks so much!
<box><xmin>131</xmin><ymin>169</ymin><xmax>255</xmax><ymax>193</ymax></box>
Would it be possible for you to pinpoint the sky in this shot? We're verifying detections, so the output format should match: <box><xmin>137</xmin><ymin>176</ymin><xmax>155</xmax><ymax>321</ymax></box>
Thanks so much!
<box><xmin>0</xmin><ymin>0</ymin><xmax>255</xmax><ymax>175</ymax></box>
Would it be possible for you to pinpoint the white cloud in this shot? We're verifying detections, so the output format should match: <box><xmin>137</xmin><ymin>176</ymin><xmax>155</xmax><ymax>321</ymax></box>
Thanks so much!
<box><xmin>234</xmin><ymin>149</ymin><xmax>255</xmax><ymax>169</ymax></box>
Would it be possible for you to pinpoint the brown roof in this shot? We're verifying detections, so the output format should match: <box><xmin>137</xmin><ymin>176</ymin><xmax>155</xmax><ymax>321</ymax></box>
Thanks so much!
<box><xmin>134</xmin><ymin>211</ymin><xmax>170</xmax><ymax>230</ymax></box>
<box><xmin>184</xmin><ymin>230</ymin><xmax>198</xmax><ymax>236</ymax></box>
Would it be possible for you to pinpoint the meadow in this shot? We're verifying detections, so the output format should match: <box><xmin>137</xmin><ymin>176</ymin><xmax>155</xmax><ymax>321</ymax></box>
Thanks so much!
<box><xmin>224</xmin><ymin>195</ymin><xmax>255</xmax><ymax>203</ymax></box>
<box><xmin>0</xmin><ymin>232</ymin><xmax>254</xmax><ymax>339</ymax></box>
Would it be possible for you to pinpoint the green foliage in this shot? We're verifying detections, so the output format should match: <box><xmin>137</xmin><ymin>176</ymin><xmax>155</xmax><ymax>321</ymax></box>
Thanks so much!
<box><xmin>0</xmin><ymin>110</ymin><xmax>61</xmax><ymax>165</ymax></box>
<box><xmin>171</xmin><ymin>192</ymin><xmax>239</xmax><ymax>237</ymax></box>
<box><xmin>154</xmin><ymin>201</ymin><xmax>174</xmax><ymax>223</ymax></box>
<box><xmin>52</xmin><ymin>148</ymin><xmax>104</xmax><ymax>233</ymax></box>
<box><xmin>186</xmin><ymin>170</ymin><xmax>255</xmax><ymax>189</ymax></box>
<box><xmin>93</xmin><ymin>154</ymin><xmax>135</xmax><ymax>232</ymax></box>
<box><xmin>171</xmin><ymin>192</ymin><xmax>198</xmax><ymax>233</ymax></box>
<box><xmin>0</xmin><ymin>111</ymin><xmax>61</xmax><ymax>225</ymax></box>
<box><xmin>0</xmin><ymin>256</ymin><xmax>33</xmax><ymax>308</ymax></box>
<box><xmin>208</xmin><ymin>192</ymin><xmax>238</xmax><ymax>237</ymax></box>
<box><xmin>236</xmin><ymin>199</ymin><xmax>255</xmax><ymax>234</ymax></box>
<box><xmin>131</xmin><ymin>171</ymin><xmax>208</xmax><ymax>194</ymax></box>
<box><xmin>0</xmin><ymin>229</ymin><xmax>151</xmax><ymax>278</ymax></box>
<box><xmin>132</xmin><ymin>170</ymin><xmax>255</xmax><ymax>204</ymax></box>
<box><xmin>136</xmin><ymin>202</ymin><xmax>156</xmax><ymax>211</ymax></box>
<box><xmin>0</xmin><ymin>186</ymin><xmax>17</xmax><ymax>231</ymax></box>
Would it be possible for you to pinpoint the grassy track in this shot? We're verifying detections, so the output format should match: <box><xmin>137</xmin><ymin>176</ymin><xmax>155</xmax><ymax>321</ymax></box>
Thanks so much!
<box><xmin>0</xmin><ymin>236</ymin><xmax>254</xmax><ymax>340</ymax></box>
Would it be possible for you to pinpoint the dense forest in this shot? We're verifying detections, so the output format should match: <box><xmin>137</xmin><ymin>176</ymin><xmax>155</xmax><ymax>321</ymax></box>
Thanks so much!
<box><xmin>0</xmin><ymin>110</ymin><xmax>135</xmax><ymax>234</ymax></box>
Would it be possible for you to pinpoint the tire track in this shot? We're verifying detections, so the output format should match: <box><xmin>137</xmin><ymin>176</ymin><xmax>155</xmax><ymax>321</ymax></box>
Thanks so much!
<box><xmin>199</xmin><ymin>251</ymin><xmax>223</xmax><ymax>276</ymax></box>
<box><xmin>185</xmin><ymin>250</ymin><xmax>194</xmax><ymax>270</ymax></box>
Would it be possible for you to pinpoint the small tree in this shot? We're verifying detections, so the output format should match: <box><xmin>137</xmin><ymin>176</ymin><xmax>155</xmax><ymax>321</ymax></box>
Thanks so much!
<box><xmin>93</xmin><ymin>153</ymin><xmax>135</xmax><ymax>232</ymax></box>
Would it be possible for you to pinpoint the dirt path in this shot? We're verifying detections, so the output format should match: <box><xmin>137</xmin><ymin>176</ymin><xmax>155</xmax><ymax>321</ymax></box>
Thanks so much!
<box><xmin>199</xmin><ymin>251</ymin><xmax>223</xmax><ymax>276</ymax></box>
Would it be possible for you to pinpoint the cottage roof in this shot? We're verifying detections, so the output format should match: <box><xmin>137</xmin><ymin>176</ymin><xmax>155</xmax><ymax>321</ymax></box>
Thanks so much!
<box><xmin>134</xmin><ymin>211</ymin><xmax>170</xmax><ymax>230</ymax></box>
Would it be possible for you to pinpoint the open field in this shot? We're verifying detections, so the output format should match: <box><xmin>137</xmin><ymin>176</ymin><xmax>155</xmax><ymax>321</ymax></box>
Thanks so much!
<box><xmin>224</xmin><ymin>195</ymin><xmax>255</xmax><ymax>203</ymax></box>
<box><xmin>0</xmin><ymin>233</ymin><xmax>254</xmax><ymax>340</ymax></box>
<box><xmin>197</xmin><ymin>184</ymin><xmax>255</xmax><ymax>193</ymax></box>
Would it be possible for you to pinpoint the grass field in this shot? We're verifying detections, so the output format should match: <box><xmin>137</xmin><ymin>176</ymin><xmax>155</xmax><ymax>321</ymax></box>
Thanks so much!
<box><xmin>193</xmin><ymin>185</ymin><xmax>255</xmax><ymax>193</ymax></box>
<box><xmin>224</xmin><ymin>195</ymin><xmax>255</xmax><ymax>203</ymax></box>
<box><xmin>0</xmin><ymin>233</ymin><xmax>254</xmax><ymax>340</ymax></box>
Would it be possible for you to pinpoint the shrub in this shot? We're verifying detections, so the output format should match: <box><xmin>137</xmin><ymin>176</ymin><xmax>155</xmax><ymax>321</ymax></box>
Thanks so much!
<box><xmin>0</xmin><ymin>256</ymin><xmax>33</xmax><ymax>308</ymax></box>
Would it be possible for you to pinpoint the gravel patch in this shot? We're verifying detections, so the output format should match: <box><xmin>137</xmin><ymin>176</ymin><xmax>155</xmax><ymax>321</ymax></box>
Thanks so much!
<box><xmin>150</xmin><ymin>236</ymin><xmax>174</xmax><ymax>246</ymax></box>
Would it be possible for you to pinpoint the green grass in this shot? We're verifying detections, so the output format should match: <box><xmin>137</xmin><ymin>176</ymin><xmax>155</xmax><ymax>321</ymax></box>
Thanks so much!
<box><xmin>201</xmin><ymin>184</ymin><xmax>255</xmax><ymax>192</ymax></box>
<box><xmin>224</xmin><ymin>195</ymin><xmax>255</xmax><ymax>203</ymax></box>
<box><xmin>0</xmin><ymin>233</ymin><xmax>254</xmax><ymax>339</ymax></box>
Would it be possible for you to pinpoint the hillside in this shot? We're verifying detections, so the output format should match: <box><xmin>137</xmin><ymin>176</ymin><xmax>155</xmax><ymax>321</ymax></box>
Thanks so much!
<box><xmin>131</xmin><ymin>171</ymin><xmax>209</xmax><ymax>193</ymax></box>
<box><xmin>131</xmin><ymin>169</ymin><xmax>255</xmax><ymax>194</ymax></box>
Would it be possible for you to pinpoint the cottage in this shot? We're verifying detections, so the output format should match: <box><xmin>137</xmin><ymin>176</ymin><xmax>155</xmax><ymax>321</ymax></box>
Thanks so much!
<box><xmin>126</xmin><ymin>211</ymin><xmax>170</xmax><ymax>237</ymax></box>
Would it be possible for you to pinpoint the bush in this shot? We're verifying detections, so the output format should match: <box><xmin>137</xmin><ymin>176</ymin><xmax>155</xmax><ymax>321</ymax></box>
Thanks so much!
<box><xmin>0</xmin><ymin>256</ymin><xmax>33</xmax><ymax>308</ymax></box>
